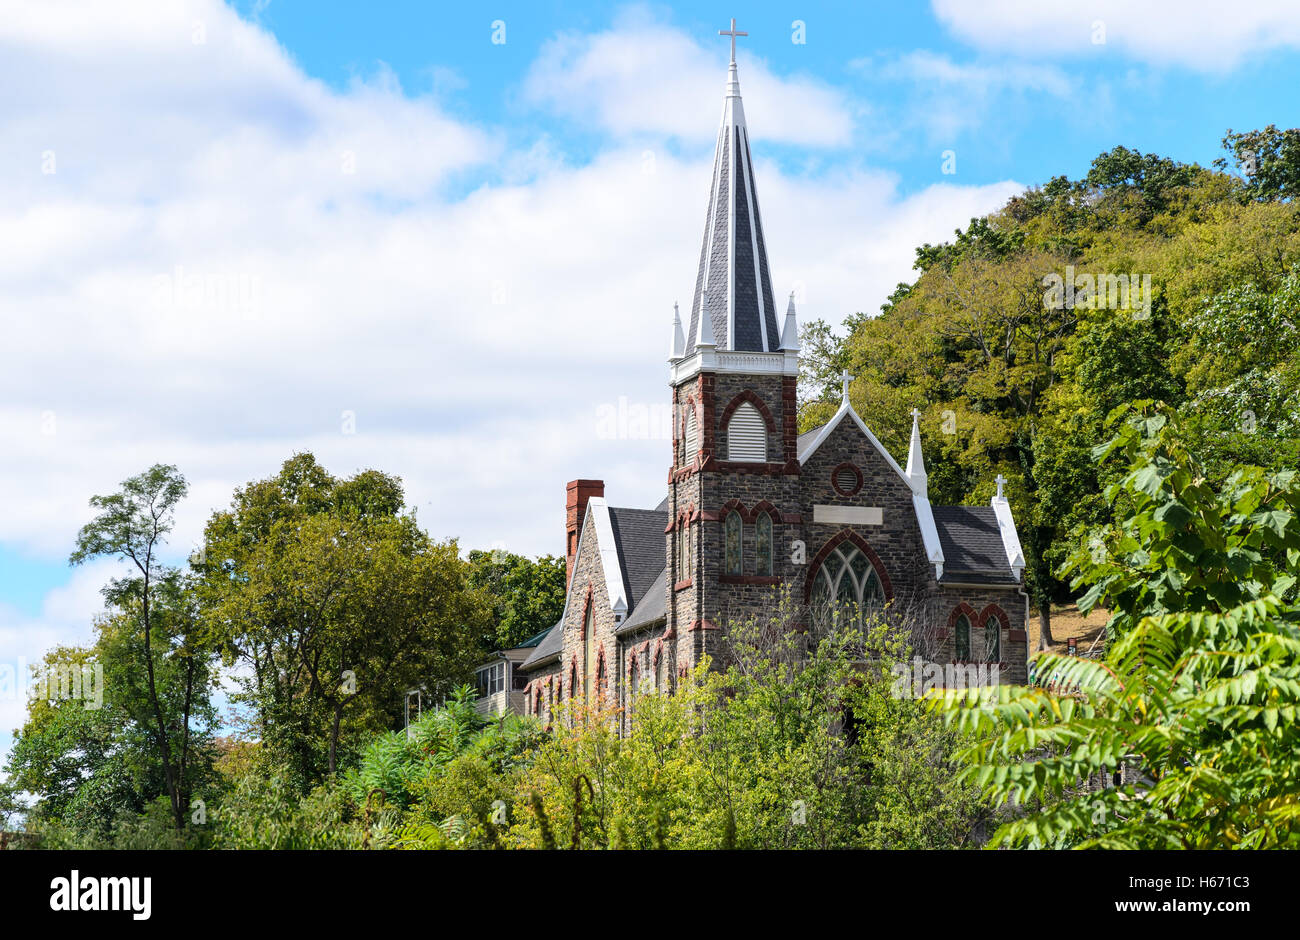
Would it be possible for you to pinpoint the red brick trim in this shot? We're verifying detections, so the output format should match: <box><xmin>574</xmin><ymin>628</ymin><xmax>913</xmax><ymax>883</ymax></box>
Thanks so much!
<box><xmin>1008</xmin><ymin>629</ymin><xmax>1027</xmax><ymax>642</ymax></box>
<box><xmin>830</xmin><ymin>461</ymin><xmax>864</xmax><ymax>498</ymax></box>
<box><xmin>719</xmin><ymin>575</ymin><xmax>782</xmax><ymax>585</ymax></box>
<box><xmin>687</xmin><ymin>619</ymin><xmax>719</xmax><ymax>631</ymax></box>
<box><xmin>720</xmin><ymin>388</ymin><xmax>778</xmax><ymax>434</ymax></box>
<box><xmin>652</xmin><ymin>639</ymin><xmax>664</xmax><ymax>664</ymax></box>
<box><xmin>802</xmin><ymin>530</ymin><xmax>895</xmax><ymax>603</ymax></box>
<box><xmin>752</xmin><ymin>499</ymin><xmax>779</xmax><ymax>520</ymax></box>
<box><xmin>700</xmin><ymin>509</ymin><xmax>721</xmax><ymax>522</ymax></box>
<box><xmin>780</xmin><ymin>512</ymin><xmax>802</xmax><ymax>524</ymax></box>
<box><xmin>977</xmin><ymin>603</ymin><xmax>1011</xmax><ymax>632</ymax></box>
<box><xmin>674</xmin><ymin>578</ymin><xmax>693</xmax><ymax>591</ymax></box>
<box><xmin>595</xmin><ymin>644</ymin><xmax>607</xmax><ymax>702</ymax></box>
<box><xmin>698</xmin><ymin>374</ymin><xmax>716</xmax><ymax>458</ymax></box>
<box><xmin>721</xmin><ymin>498</ymin><xmax>750</xmax><ymax>522</ymax></box>
<box><xmin>948</xmin><ymin>603</ymin><xmax>979</xmax><ymax>630</ymax></box>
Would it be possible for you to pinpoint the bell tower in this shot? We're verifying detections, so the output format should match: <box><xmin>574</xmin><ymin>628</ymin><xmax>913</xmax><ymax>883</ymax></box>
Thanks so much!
<box><xmin>665</xmin><ymin>21</ymin><xmax>802</xmax><ymax>676</ymax></box>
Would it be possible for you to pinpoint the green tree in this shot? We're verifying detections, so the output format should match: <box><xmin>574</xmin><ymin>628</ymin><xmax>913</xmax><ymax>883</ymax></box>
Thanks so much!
<box><xmin>198</xmin><ymin>454</ymin><xmax>489</xmax><ymax>783</ymax></box>
<box><xmin>69</xmin><ymin>464</ymin><xmax>204</xmax><ymax>832</ymax></box>
<box><xmin>1216</xmin><ymin>124</ymin><xmax>1300</xmax><ymax>201</ymax></box>
<box><xmin>466</xmin><ymin>549</ymin><xmax>566</xmax><ymax>652</ymax></box>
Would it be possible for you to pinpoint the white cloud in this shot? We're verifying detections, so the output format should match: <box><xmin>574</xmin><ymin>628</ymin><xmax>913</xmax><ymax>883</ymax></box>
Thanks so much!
<box><xmin>0</xmin><ymin>2</ymin><xmax>1021</xmax><ymax>598</ymax></box>
<box><xmin>523</xmin><ymin>7</ymin><xmax>855</xmax><ymax>146</ymax></box>
<box><xmin>932</xmin><ymin>0</ymin><xmax>1300</xmax><ymax>70</ymax></box>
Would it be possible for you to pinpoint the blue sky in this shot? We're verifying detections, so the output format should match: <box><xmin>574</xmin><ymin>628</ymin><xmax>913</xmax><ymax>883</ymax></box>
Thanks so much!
<box><xmin>3</xmin><ymin>0</ymin><xmax>1299</xmax><ymax>763</ymax></box>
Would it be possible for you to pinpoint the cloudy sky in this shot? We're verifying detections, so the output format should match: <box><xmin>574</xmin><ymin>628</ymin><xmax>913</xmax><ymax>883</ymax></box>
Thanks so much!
<box><xmin>3</xmin><ymin>0</ymin><xmax>1300</xmax><ymax>761</ymax></box>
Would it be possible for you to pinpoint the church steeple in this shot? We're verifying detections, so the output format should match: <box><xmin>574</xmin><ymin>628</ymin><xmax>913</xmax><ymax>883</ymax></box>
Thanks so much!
<box><xmin>686</xmin><ymin>23</ymin><xmax>780</xmax><ymax>354</ymax></box>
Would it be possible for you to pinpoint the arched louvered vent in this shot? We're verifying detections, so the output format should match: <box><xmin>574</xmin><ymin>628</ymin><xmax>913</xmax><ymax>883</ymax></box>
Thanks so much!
<box><xmin>727</xmin><ymin>401</ymin><xmax>766</xmax><ymax>462</ymax></box>
<box><xmin>683</xmin><ymin>410</ymin><xmax>699</xmax><ymax>464</ymax></box>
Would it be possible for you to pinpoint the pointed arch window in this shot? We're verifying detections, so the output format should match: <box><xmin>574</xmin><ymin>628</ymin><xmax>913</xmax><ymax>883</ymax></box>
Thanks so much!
<box><xmin>724</xmin><ymin>511</ymin><xmax>743</xmax><ymax>575</ymax></box>
<box><xmin>955</xmin><ymin>614</ymin><xmax>971</xmax><ymax>662</ymax></box>
<box><xmin>984</xmin><ymin>617</ymin><xmax>1000</xmax><ymax>663</ymax></box>
<box><xmin>809</xmin><ymin>543</ymin><xmax>884</xmax><ymax>630</ymax></box>
<box><xmin>583</xmin><ymin>604</ymin><xmax>595</xmax><ymax>701</ymax></box>
<box><xmin>683</xmin><ymin>409</ymin><xmax>699</xmax><ymax>465</ymax></box>
<box><xmin>675</xmin><ymin>519</ymin><xmax>692</xmax><ymax>582</ymax></box>
<box><xmin>755</xmin><ymin>512</ymin><xmax>773</xmax><ymax>576</ymax></box>
<box><xmin>726</xmin><ymin>401</ymin><xmax>766</xmax><ymax>461</ymax></box>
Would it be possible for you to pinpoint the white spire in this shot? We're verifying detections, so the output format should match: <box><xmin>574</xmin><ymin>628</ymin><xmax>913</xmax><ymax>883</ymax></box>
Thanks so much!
<box><xmin>906</xmin><ymin>408</ymin><xmax>928</xmax><ymax>495</ymax></box>
<box><xmin>779</xmin><ymin>291</ymin><xmax>800</xmax><ymax>351</ymax></box>
<box><xmin>684</xmin><ymin>19</ymin><xmax>778</xmax><ymax>355</ymax></box>
<box><xmin>670</xmin><ymin>302</ymin><xmax>686</xmax><ymax>360</ymax></box>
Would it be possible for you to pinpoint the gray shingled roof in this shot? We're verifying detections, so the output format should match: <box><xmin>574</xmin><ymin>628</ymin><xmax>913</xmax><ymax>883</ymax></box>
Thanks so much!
<box><xmin>521</xmin><ymin>504</ymin><xmax>668</xmax><ymax>670</ymax></box>
<box><xmin>618</xmin><ymin>565</ymin><xmax>666</xmax><ymax>634</ymax></box>
<box><xmin>686</xmin><ymin>66</ymin><xmax>780</xmax><ymax>353</ymax></box>
<box><xmin>797</xmin><ymin>423</ymin><xmax>825</xmax><ymax>461</ymax></box>
<box><xmin>520</xmin><ymin>617</ymin><xmax>564</xmax><ymax>669</ymax></box>
<box><xmin>607</xmin><ymin>507</ymin><xmax>668</xmax><ymax>611</ymax></box>
<box><xmin>932</xmin><ymin>506</ymin><xmax>1018</xmax><ymax>584</ymax></box>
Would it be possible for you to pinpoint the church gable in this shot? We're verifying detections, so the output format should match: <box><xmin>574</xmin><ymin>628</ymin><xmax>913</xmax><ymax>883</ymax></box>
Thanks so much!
<box><xmin>797</xmin><ymin>416</ymin><xmax>933</xmax><ymax>603</ymax></box>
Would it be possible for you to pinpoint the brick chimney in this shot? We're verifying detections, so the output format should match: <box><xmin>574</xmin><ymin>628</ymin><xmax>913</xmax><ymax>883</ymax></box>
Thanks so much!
<box><xmin>566</xmin><ymin>479</ymin><xmax>603</xmax><ymax>585</ymax></box>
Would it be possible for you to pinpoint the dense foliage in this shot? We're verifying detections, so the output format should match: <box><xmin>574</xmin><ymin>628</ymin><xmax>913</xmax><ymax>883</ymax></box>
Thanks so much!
<box><xmin>802</xmin><ymin>131</ymin><xmax>1300</xmax><ymax>645</ymax></box>
<box><xmin>942</xmin><ymin>407</ymin><xmax>1300</xmax><ymax>848</ymax></box>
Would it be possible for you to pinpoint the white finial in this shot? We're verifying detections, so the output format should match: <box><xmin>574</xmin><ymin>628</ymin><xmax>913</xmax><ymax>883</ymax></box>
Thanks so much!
<box><xmin>670</xmin><ymin>302</ymin><xmax>686</xmax><ymax>360</ymax></box>
<box><xmin>780</xmin><ymin>291</ymin><xmax>800</xmax><ymax>351</ymax></box>
<box><xmin>719</xmin><ymin>17</ymin><xmax>747</xmax><ymax>64</ymax></box>
<box><xmin>906</xmin><ymin>408</ymin><xmax>928</xmax><ymax>493</ymax></box>
<box><xmin>696</xmin><ymin>292</ymin><xmax>716</xmax><ymax>349</ymax></box>
<box><xmin>839</xmin><ymin>369</ymin><xmax>852</xmax><ymax>403</ymax></box>
<box><xmin>995</xmin><ymin>474</ymin><xmax>1007</xmax><ymax>499</ymax></box>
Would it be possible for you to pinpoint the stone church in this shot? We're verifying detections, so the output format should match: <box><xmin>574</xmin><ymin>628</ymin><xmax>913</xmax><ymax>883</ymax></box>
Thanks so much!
<box><xmin>476</xmin><ymin>35</ymin><xmax>1029</xmax><ymax>722</ymax></box>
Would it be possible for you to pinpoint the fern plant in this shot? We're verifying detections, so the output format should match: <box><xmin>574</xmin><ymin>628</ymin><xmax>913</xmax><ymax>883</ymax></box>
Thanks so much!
<box><xmin>942</xmin><ymin>404</ymin><xmax>1300</xmax><ymax>849</ymax></box>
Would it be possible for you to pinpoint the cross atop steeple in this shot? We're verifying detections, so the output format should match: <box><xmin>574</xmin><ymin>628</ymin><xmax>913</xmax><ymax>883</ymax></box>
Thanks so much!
<box><xmin>995</xmin><ymin>474</ymin><xmax>1007</xmax><ymax>499</ymax></box>
<box><xmin>840</xmin><ymin>369</ymin><xmax>853</xmax><ymax>402</ymax></box>
<box><xmin>718</xmin><ymin>17</ymin><xmax>747</xmax><ymax>64</ymax></box>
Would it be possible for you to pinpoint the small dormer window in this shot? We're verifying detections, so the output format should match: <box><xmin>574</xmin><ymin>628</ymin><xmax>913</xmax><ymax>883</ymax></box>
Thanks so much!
<box><xmin>726</xmin><ymin>401</ymin><xmax>766</xmax><ymax>461</ymax></box>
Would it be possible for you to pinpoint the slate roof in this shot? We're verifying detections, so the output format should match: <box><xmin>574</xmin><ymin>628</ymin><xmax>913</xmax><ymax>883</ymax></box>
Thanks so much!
<box><xmin>618</xmin><ymin>565</ymin><xmax>667</xmax><ymax>634</ymax></box>
<box><xmin>520</xmin><ymin>504</ymin><xmax>669</xmax><ymax>670</ymax></box>
<box><xmin>607</xmin><ymin>507</ymin><xmax>668</xmax><ymax>610</ymax></box>
<box><xmin>520</xmin><ymin>617</ymin><xmax>564</xmax><ymax>669</ymax></box>
<box><xmin>685</xmin><ymin>61</ymin><xmax>780</xmax><ymax>353</ymax></box>
<box><xmin>931</xmin><ymin>506</ymin><xmax>1019</xmax><ymax>584</ymax></box>
<box><xmin>797</xmin><ymin>424</ymin><xmax>825</xmax><ymax>461</ymax></box>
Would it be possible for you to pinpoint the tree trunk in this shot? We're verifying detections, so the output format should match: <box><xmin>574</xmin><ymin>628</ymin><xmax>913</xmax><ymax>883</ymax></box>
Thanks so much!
<box><xmin>140</xmin><ymin>576</ymin><xmax>183</xmax><ymax>832</ymax></box>
<box><xmin>1037</xmin><ymin>599</ymin><xmax>1055</xmax><ymax>651</ymax></box>
<box><xmin>328</xmin><ymin>700</ymin><xmax>344</xmax><ymax>776</ymax></box>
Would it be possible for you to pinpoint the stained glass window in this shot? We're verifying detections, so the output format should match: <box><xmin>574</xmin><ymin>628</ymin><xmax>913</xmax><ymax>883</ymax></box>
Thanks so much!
<box><xmin>809</xmin><ymin>543</ymin><xmax>884</xmax><ymax>631</ymax></box>
<box><xmin>724</xmin><ymin>511</ymin><xmax>743</xmax><ymax>575</ymax></box>
<box><xmin>955</xmin><ymin>614</ymin><xmax>971</xmax><ymax>661</ymax></box>
<box><xmin>756</xmin><ymin>512</ymin><xmax>773</xmax><ymax>576</ymax></box>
